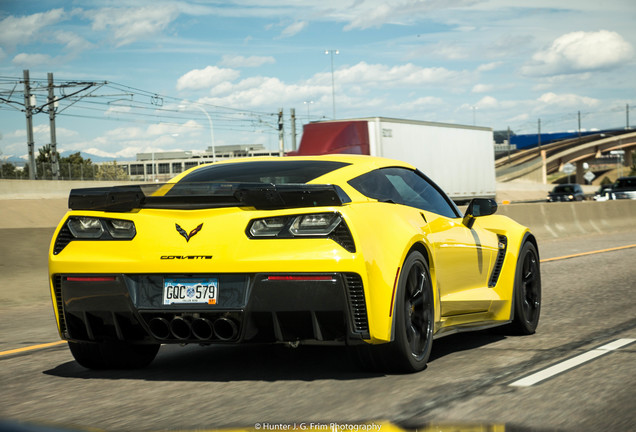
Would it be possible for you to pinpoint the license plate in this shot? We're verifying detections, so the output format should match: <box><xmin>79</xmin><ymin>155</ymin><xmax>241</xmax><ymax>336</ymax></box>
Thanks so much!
<box><xmin>163</xmin><ymin>278</ymin><xmax>218</xmax><ymax>305</ymax></box>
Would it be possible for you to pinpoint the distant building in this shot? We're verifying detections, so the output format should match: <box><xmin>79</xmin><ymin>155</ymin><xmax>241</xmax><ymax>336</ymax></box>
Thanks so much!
<box><xmin>125</xmin><ymin>144</ymin><xmax>281</xmax><ymax>181</ymax></box>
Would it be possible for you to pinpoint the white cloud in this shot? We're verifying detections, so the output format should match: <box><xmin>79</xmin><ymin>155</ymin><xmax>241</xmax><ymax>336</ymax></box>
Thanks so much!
<box><xmin>343</xmin><ymin>3</ymin><xmax>392</xmax><ymax>30</ymax></box>
<box><xmin>472</xmin><ymin>84</ymin><xmax>494</xmax><ymax>93</ymax></box>
<box><xmin>176</xmin><ymin>66</ymin><xmax>241</xmax><ymax>91</ymax></box>
<box><xmin>476</xmin><ymin>96</ymin><xmax>498</xmax><ymax>109</ymax></box>
<box><xmin>12</xmin><ymin>53</ymin><xmax>54</xmax><ymax>67</ymax></box>
<box><xmin>219</xmin><ymin>55</ymin><xmax>276</xmax><ymax>68</ymax></box>
<box><xmin>105</xmin><ymin>106</ymin><xmax>132</xmax><ymax>116</ymax></box>
<box><xmin>279</xmin><ymin>20</ymin><xmax>308</xmax><ymax>38</ymax></box>
<box><xmin>522</xmin><ymin>30</ymin><xmax>634</xmax><ymax>76</ymax></box>
<box><xmin>397</xmin><ymin>96</ymin><xmax>445</xmax><ymax>110</ymax></box>
<box><xmin>536</xmin><ymin>92</ymin><xmax>600</xmax><ymax>109</ymax></box>
<box><xmin>54</xmin><ymin>30</ymin><xmax>95</xmax><ymax>53</ymax></box>
<box><xmin>0</xmin><ymin>9</ymin><xmax>65</xmax><ymax>49</ymax></box>
<box><xmin>85</xmin><ymin>6</ymin><xmax>180</xmax><ymax>47</ymax></box>
<box><xmin>202</xmin><ymin>76</ymin><xmax>317</xmax><ymax>108</ymax></box>
<box><xmin>477</xmin><ymin>62</ymin><xmax>501</xmax><ymax>72</ymax></box>
<box><xmin>332</xmin><ymin>62</ymin><xmax>472</xmax><ymax>87</ymax></box>
<box><xmin>430</xmin><ymin>42</ymin><xmax>468</xmax><ymax>60</ymax></box>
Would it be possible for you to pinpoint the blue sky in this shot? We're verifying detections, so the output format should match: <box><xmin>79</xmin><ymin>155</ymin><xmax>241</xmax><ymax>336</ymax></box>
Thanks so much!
<box><xmin>1</xmin><ymin>0</ymin><xmax>635</xmax><ymax>161</ymax></box>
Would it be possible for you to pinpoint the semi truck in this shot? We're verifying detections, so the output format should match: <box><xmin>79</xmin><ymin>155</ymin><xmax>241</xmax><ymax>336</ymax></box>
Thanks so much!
<box><xmin>290</xmin><ymin>117</ymin><xmax>496</xmax><ymax>203</ymax></box>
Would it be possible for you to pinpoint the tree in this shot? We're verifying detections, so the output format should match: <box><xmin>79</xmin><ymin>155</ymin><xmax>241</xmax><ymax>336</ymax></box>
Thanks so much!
<box><xmin>97</xmin><ymin>161</ymin><xmax>129</xmax><ymax>180</ymax></box>
<box><xmin>36</xmin><ymin>146</ymin><xmax>96</xmax><ymax>180</ymax></box>
<box><xmin>36</xmin><ymin>144</ymin><xmax>58</xmax><ymax>179</ymax></box>
<box><xmin>61</xmin><ymin>151</ymin><xmax>93</xmax><ymax>179</ymax></box>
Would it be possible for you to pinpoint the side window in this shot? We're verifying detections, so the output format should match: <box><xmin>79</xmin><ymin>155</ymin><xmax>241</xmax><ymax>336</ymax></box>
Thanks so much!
<box><xmin>349</xmin><ymin>167</ymin><xmax>459</xmax><ymax>218</ymax></box>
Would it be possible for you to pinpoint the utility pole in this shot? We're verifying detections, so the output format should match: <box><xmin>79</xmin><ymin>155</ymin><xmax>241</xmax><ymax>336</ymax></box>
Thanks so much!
<box><xmin>48</xmin><ymin>73</ymin><xmax>60</xmax><ymax>180</ymax></box>
<box><xmin>290</xmin><ymin>108</ymin><xmax>297</xmax><ymax>151</ymax></box>
<box><xmin>23</xmin><ymin>70</ymin><xmax>36</xmax><ymax>179</ymax></box>
<box><xmin>627</xmin><ymin>104</ymin><xmax>630</xmax><ymax>130</ymax></box>
<box><xmin>577</xmin><ymin>110</ymin><xmax>581</xmax><ymax>138</ymax></box>
<box><xmin>278</xmin><ymin>108</ymin><xmax>284</xmax><ymax>156</ymax></box>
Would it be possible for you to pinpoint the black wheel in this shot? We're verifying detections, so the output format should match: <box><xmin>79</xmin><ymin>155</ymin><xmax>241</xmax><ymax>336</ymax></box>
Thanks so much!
<box><xmin>68</xmin><ymin>341</ymin><xmax>160</xmax><ymax>370</ymax></box>
<box><xmin>353</xmin><ymin>251</ymin><xmax>434</xmax><ymax>373</ymax></box>
<box><xmin>509</xmin><ymin>241</ymin><xmax>541</xmax><ymax>334</ymax></box>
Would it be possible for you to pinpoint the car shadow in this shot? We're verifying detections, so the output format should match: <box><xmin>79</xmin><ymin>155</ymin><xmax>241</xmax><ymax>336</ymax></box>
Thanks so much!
<box><xmin>43</xmin><ymin>331</ymin><xmax>506</xmax><ymax>382</ymax></box>
<box><xmin>429</xmin><ymin>330</ymin><xmax>507</xmax><ymax>362</ymax></box>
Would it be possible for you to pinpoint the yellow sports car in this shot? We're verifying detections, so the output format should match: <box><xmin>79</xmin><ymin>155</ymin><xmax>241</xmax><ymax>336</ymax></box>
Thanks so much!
<box><xmin>48</xmin><ymin>155</ymin><xmax>541</xmax><ymax>372</ymax></box>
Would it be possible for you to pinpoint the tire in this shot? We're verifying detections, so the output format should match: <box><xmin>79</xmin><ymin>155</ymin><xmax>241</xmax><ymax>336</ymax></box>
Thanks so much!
<box><xmin>354</xmin><ymin>251</ymin><xmax>434</xmax><ymax>373</ymax></box>
<box><xmin>68</xmin><ymin>341</ymin><xmax>160</xmax><ymax>370</ymax></box>
<box><xmin>509</xmin><ymin>241</ymin><xmax>541</xmax><ymax>335</ymax></box>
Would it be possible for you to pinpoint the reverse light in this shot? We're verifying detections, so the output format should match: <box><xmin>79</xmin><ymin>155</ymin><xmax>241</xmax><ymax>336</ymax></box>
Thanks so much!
<box><xmin>67</xmin><ymin>217</ymin><xmax>104</xmax><ymax>239</ymax></box>
<box><xmin>105</xmin><ymin>219</ymin><xmax>137</xmax><ymax>239</ymax></box>
<box><xmin>290</xmin><ymin>213</ymin><xmax>341</xmax><ymax>236</ymax></box>
<box><xmin>249</xmin><ymin>217</ymin><xmax>287</xmax><ymax>237</ymax></box>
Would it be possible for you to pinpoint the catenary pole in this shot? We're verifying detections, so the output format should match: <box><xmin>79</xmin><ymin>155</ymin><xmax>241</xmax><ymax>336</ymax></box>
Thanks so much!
<box><xmin>278</xmin><ymin>108</ymin><xmax>284</xmax><ymax>156</ymax></box>
<box><xmin>48</xmin><ymin>73</ymin><xmax>59</xmax><ymax>180</ymax></box>
<box><xmin>290</xmin><ymin>108</ymin><xmax>297</xmax><ymax>151</ymax></box>
<box><xmin>23</xmin><ymin>70</ymin><xmax>36</xmax><ymax>179</ymax></box>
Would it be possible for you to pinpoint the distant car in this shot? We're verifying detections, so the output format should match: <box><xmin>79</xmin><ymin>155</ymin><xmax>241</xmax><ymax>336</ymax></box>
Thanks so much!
<box><xmin>49</xmin><ymin>155</ymin><xmax>541</xmax><ymax>373</ymax></box>
<box><xmin>547</xmin><ymin>183</ymin><xmax>585</xmax><ymax>202</ymax></box>
<box><xmin>593</xmin><ymin>184</ymin><xmax>613</xmax><ymax>201</ymax></box>
<box><xmin>610</xmin><ymin>176</ymin><xmax>636</xmax><ymax>200</ymax></box>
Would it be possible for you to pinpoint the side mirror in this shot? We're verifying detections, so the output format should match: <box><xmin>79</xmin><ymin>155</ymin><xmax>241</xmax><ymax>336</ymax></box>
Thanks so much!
<box><xmin>462</xmin><ymin>198</ymin><xmax>497</xmax><ymax>229</ymax></box>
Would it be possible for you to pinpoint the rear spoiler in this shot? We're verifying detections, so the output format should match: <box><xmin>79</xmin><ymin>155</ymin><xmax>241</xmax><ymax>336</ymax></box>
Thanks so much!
<box><xmin>68</xmin><ymin>183</ymin><xmax>346</xmax><ymax>212</ymax></box>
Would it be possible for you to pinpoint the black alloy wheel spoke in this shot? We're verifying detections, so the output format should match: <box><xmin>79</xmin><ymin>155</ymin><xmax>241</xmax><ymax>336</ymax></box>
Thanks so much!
<box><xmin>403</xmin><ymin>261</ymin><xmax>431</xmax><ymax>358</ymax></box>
<box><xmin>521</xmin><ymin>251</ymin><xmax>540</xmax><ymax>314</ymax></box>
<box><xmin>409</xmin><ymin>324</ymin><xmax>423</xmax><ymax>354</ymax></box>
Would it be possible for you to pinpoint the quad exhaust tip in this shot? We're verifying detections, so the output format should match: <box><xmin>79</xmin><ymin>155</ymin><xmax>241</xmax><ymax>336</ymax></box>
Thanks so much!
<box><xmin>147</xmin><ymin>316</ymin><xmax>239</xmax><ymax>341</ymax></box>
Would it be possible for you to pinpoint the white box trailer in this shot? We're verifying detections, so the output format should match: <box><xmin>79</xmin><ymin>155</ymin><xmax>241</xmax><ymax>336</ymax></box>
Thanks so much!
<box><xmin>293</xmin><ymin>117</ymin><xmax>496</xmax><ymax>202</ymax></box>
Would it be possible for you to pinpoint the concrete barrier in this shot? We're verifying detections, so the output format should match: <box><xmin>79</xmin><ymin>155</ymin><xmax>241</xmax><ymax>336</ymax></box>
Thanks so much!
<box><xmin>0</xmin><ymin>179</ymin><xmax>138</xmax><ymax>199</ymax></box>
<box><xmin>1</xmin><ymin>180</ymin><xmax>635</xmax><ymax>239</ymax></box>
<box><xmin>497</xmin><ymin>200</ymin><xmax>636</xmax><ymax>241</ymax></box>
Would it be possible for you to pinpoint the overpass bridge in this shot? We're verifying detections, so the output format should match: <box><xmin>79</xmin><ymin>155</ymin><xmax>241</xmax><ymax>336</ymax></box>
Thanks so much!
<box><xmin>496</xmin><ymin>130</ymin><xmax>636</xmax><ymax>184</ymax></box>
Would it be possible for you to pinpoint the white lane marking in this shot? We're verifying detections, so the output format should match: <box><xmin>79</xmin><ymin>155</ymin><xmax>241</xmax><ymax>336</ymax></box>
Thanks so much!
<box><xmin>509</xmin><ymin>338</ymin><xmax>636</xmax><ymax>387</ymax></box>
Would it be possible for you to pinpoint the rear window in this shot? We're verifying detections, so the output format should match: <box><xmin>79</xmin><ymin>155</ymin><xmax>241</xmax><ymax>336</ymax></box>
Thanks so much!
<box><xmin>615</xmin><ymin>177</ymin><xmax>636</xmax><ymax>189</ymax></box>
<box><xmin>177</xmin><ymin>160</ymin><xmax>349</xmax><ymax>184</ymax></box>
<box><xmin>553</xmin><ymin>185</ymin><xmax>579</xmax><ymax>194</ymax></box>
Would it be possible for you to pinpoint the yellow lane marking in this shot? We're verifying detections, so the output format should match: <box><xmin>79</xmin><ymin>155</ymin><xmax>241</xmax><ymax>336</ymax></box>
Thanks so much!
<box><xmin>541</xmin><ymin>244</ymin><xmax>636</xmax><ymax>263</ymax></box>
<box><xmin>0</xmin><ymin>340</ymin><xmax>66</xmax><ymax>357</ymax></box>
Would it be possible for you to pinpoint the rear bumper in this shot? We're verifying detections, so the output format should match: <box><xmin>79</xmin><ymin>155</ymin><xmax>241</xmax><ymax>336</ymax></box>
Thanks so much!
<box><xmin>52</xmin><ymin>272</ymin><xmax>370</xmax><ymax>345</ymax></box>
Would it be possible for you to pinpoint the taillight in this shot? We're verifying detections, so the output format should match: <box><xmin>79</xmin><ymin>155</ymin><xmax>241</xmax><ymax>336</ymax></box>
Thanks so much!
<box><xmin>246</xmin><ymin>212</ymin><xmax>355</xmax><ymax>253</ymax></box>
<box><xmin>54</xmin><ymin>217</ymin><xmax>137</xmax><ymax>254</ymax></box>
<box><xmin>65</xmin><ymin>216</ymin><xmax>136</xmax><ymax>240</ymax></box>
<box><xmin>67</xmin><ymin>217</ymin><xmax>104</xmax><ymax>239</ymax></box>
<box><xmin>248</xmin><ymin>212</ymin><xmax>342</xmax><ymax>238</ymax></box>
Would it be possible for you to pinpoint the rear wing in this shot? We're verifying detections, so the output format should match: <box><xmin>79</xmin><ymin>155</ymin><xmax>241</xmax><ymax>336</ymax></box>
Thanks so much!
<box><xmin>68</xmin><ymin>182</ymin><xmax>346</xmax><ymax>212</ymax></box>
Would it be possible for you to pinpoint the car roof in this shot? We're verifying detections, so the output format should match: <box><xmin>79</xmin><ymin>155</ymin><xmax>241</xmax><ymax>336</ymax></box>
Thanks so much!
<box><xmin>169</xmin><ymin>154</ymin><xmax>416</xmax><ymax>184</ymax></box>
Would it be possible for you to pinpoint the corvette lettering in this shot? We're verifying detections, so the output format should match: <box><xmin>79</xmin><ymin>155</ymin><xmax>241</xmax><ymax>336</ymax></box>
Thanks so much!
<box><xmin>160</xmin><ymin>255</ymin><xmax>213</xmax><ymax>260</ymax></box>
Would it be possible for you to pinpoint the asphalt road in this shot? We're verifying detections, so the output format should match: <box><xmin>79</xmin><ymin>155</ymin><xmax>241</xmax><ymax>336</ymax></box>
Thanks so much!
<box><xmin>1</xmin><ymin>228</ymin><xmax>635</xmax><ymax>432</ymax></box>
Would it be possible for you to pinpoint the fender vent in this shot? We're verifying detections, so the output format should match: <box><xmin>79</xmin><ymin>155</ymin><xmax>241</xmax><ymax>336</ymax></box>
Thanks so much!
<box><xmin>53</xmin><ymin>275</ymin><xmax>67</xmax><ymax>336</ymax></box>
<box><xmin>488</xmin><ymin>235</ymin><xmax>507</xmax><ymax>288</ymax></box>
<box><xmin>53</xmin><ymin>222</ymin><xmax>73</xmax><ymax>255</ymax></box>
<box><xmin>330</xmin><ymin>220</ymin><xmax>356</xmax><ymax>253</ymax></box>
<box><xmin>344</xmin><ymin>273</ymin><xmax>369</xmax><ymax>337</ymax></box>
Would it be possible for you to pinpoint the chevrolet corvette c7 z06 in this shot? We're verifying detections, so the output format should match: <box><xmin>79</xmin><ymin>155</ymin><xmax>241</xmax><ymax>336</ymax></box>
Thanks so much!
<box><xmin>48</xmin><ymin>155</ymin><xmax>541</xmax><ymax>372</ymax></box>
